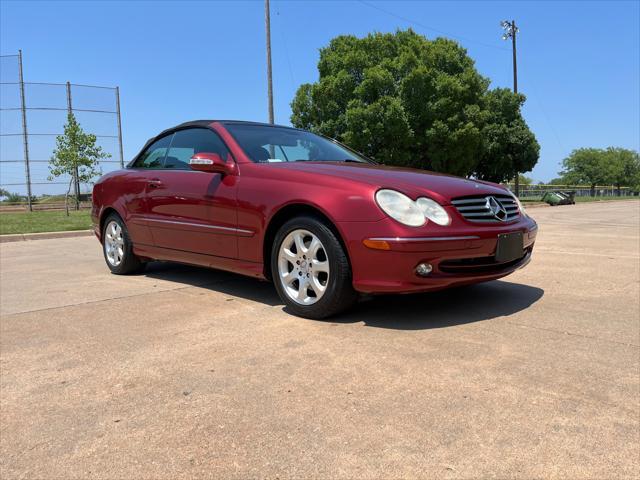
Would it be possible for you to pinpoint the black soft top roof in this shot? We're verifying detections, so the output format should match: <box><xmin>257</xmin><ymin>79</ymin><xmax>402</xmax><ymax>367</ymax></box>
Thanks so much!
<box><xmin>160</xmin><ymin>119</ymin><xmax>297</xmax><ymax>139</ymax></box>
<box><xmin>130</xmin><ymin>120</ymin><xmax>299</xmax><ymax>167</ymax></box>
<box><xmin>166</xmin><ymin>119</ymin><xmax>298</xmax><ymax>134</ymax></box>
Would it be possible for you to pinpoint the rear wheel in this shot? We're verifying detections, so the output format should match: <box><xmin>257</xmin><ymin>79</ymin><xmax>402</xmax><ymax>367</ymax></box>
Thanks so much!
<box><xmin>102</xmin><ymin>214</ymin><xmax>144</xmax><ymax>275</ymax></box>
<box><xmin>271</xmin><ymin>216</ymin><xmax>357</xmax><ymax>319</ymax></box>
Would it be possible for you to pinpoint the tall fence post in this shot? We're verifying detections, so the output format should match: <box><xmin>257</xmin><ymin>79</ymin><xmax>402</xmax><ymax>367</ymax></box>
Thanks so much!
<box><xmin>66</xmin><ymin>82</ymin><xmax>80</xmax><ymax>210</ymax></box>
<box><xmin>115</xmin><ymin>86</ymin><xmax>124</xmax><ymax>168</ymax></box>
<box><xmin>17</xmin><ymin>50</ymin><xmax>33</xmax><ymax>211</ymax></box>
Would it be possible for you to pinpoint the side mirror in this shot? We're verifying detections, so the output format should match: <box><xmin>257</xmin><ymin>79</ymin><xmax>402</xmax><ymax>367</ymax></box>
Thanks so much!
<box><xmin>189</xmin><ymin>152</ymin><xmax>233</xmax><ymax>175</ymax></box>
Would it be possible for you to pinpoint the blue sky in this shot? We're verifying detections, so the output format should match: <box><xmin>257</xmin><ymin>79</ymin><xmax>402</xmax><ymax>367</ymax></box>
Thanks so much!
<box><xmin>1</xmin><ymin>0</ymin><xmax>639</xmax><ymax>194</ymax></box>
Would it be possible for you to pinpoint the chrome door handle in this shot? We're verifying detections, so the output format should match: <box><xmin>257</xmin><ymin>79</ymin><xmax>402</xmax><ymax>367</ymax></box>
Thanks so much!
<box><xmin>148</xmin><ymin>179</ymin><xmax>162</xmax><ymax>188</ymax></box>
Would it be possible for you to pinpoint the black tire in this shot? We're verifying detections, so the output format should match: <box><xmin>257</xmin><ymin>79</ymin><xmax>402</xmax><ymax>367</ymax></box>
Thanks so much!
<box><xmin>102</xmin><ymin>213</ymin><xmax>144</xmax><ymax>275</ymax></box>
<box><xmin>271</xmin><ymin>215</ymin><xmax>358</xmax><ymax>319</ymax></box>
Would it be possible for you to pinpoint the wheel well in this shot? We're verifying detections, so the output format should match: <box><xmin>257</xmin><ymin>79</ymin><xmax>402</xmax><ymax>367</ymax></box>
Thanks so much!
<box><xmin>99</xmin><ymin>207</ymin><xmax>120</xmax><ymax>240</ymax></box>
<box><xmin>262</xmin><ymin>204</ymin><xmax>351</xmax><ymax>280</ymax></box>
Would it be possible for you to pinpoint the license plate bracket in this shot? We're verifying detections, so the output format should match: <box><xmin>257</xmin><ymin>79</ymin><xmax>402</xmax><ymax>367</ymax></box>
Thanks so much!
<box><xmin>495</xmin><ymin>232</ymin><xmax>524</xmax><ymax>263</ymax></box>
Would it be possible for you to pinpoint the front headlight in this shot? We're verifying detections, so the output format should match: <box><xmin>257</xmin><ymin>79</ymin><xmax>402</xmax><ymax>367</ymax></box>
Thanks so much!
<box><xmin>375</xmin><ymin>189</ymin><xmax>425</xmax><ymax>227</ymax></box>
<box><xmin>375</xmin><ymin>189</ymin><xmax>451</xmax><ymax>227</ymax></box>
<box><xmin>416</xmin><ymin>197</ymin><xmax>451</xmax><ymax>226</ymax></box>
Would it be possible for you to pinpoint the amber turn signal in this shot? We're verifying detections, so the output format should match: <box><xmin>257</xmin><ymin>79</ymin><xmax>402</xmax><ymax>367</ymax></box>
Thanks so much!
<box><xmin>362</xmin><ymin>239</ymin><xmax>391</xmax><ymax>250</ymax></box>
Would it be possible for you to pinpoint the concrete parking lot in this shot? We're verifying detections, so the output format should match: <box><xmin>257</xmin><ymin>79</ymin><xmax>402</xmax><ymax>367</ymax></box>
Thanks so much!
<box><xmin>1</xmin><ymin>201</ymin><xmax>639</xmax><ymax>479</ymax></box>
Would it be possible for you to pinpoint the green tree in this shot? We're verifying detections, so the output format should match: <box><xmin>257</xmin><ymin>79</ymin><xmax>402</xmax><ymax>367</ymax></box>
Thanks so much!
<box><xmin>473</xmin><ymin>88</ymin><xmax>540</xmax><ymax>183</ymax></box>
<box><xmin>517</xmin><ymin>174</ymin><xmax>533</xmax><ymax>186</ymax></box>
<box><xmin>290</xmin><ymin>29</ymin><xmax>539</xmax><ymax>179</ymax></box>
<box><xmin>561</xmin><ymin>148</ymin><xmax>612</xmax><ymax>196</ymax></box>
<box><xmin>0</xmin><ymin>189</ymin><xmax>25</xmax><ymax>204</ymax></box>
<box><xmin>548</xmin><ymin>177</ymin><xmax>570</xmax><ymax>186</ymax></box>
<box><xmin>49</xmin><ymin>113</ymin><xmax>108</xmax><ymax>214</ymax></box>
<box><xmin>606</xmin><ymin>147</ymin><xmax>640</xmax><ymax>194</ymax></box>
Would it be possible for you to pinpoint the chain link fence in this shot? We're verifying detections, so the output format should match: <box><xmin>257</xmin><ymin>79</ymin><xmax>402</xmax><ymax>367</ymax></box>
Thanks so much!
<box><xmin>505</xmin><ymin>183</ymin><xmax>635</xmax><ymax>201</ymax></box>
<box><xmin>0</xmin><ymin>52</ymin><xmax>124</xmax><ymax>211</ymax></box>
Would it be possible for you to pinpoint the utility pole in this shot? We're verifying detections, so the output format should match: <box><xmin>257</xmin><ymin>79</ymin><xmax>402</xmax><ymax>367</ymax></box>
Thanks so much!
<box><xmin>265</xmin><ymin>0</ymin><xmax>274</xmax><ymax>124</ymax></box>
<box><xmin>66</xmin><ymin>81</ymin><xmax>80</xmax><ymax>210</ymax></box>
<box><xmin>17</xmin><ymin>50</ymin><xmax>33</xmax><ymax>211</ymax></box>
<box><xmin>501</xmin><ymin>19</ymin><xmax>520</xmax><ymax>196</ymax></box>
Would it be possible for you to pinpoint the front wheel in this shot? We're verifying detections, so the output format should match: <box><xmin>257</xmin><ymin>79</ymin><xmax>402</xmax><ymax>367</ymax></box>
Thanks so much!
<box><xmin>271</xmin><ymin>216</ymin><xmax>357</xmax><ymax>319</ymax></box>
<box><xmin>102</xmin><ymin>214</ymin><xmax>144</xmax><ymax>275</ymax></box>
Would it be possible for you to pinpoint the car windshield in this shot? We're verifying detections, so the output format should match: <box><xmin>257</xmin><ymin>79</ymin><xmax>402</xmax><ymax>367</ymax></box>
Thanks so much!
<box><xmin>224</xmin><ymin>123</ymin><xmax>370</xmax><ymax>164</ymax></box>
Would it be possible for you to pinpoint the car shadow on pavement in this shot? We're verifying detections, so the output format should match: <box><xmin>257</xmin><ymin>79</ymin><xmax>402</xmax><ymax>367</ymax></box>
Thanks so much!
<box><xmin>141</xmin><ymin>262</ymin><xmax>282</xmax><ymax>307</ymax></box>
<box><xmin>142</xmin><ymin>262</ymin><xmax>543</xmax><ymax>330</ymax></box>
<box><xmin>332</xmin><ymin>281</ymin><xmax>544</xmax><ymax>330</ymax></box>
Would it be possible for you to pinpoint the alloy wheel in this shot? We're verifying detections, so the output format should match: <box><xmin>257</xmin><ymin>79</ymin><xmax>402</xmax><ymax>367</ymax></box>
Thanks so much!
<box><xmin>104</xmin><ymin>220</ymin><xmax>125</xmax><ymax>267</ymax></box>
<box><xmin>277</xmin><ymin>229</ymin><xmax>330</xmax><ymax>305</ymax></box>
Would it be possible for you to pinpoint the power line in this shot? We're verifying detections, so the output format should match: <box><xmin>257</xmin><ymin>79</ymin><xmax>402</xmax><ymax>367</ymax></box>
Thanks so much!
<box><xmin>522</xmin><ymin>75</ymin><xmax>566</xmax><ymax>152</ymax></box>
<box><xmin>274</xmin><ymin>4</ymin><xmax>296</xmax><ymax>90</ymax></box>
<box><xmin>357</xmin><ymin>0</ymin><xmax>509</xmax><ymax>51</ymax></box>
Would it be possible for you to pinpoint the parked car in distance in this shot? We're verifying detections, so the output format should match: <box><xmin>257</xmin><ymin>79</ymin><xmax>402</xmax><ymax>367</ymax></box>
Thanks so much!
<box><xmin>92</xmin><ymin>120</ymin><xmax>538</xmax><ymax>318</ymax></box>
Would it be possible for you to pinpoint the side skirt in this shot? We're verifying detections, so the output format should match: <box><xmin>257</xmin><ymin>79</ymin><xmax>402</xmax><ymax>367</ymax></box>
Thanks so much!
<box><xmin>133</xmin><ymin>243</ymin><xmax>266</xmax><ymax>280</ymax></box>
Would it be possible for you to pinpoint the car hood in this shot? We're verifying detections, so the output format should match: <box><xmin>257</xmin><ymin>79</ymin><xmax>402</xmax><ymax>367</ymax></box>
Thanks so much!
<box><xmin>268</xmin><ymin>162</ymin><xmax>509</xmax><ymax>204</ymax></box>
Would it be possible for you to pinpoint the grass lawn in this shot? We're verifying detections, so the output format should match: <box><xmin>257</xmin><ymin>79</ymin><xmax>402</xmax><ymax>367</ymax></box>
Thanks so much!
<box><xmin>0</xmin><ymin>210</ymin><xmax>92</xmax><ymax>235</ymax></box>
<box><xmin>574</xmin><ymin>195</ymin><xmax>639</xmax><ymax>202</ymax></box>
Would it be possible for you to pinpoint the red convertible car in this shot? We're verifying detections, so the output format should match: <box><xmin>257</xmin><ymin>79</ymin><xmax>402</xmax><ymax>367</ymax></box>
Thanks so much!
<box><xmin>92</xmin><ymin>120</ymin><xmax>537</xmax><ymax>318</ymax></box>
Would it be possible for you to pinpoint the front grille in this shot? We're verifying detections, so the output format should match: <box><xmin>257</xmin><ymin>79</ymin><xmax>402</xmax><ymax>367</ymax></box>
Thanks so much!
<box><xmin>451</xmin><ymin>194</ymin><xmax>520</xmax><ymax>223</ymax></box>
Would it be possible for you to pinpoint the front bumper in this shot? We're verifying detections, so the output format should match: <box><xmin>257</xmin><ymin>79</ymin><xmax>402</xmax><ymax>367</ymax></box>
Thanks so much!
<box><xmin>338</xmin><ymin>215</ymin><xmax>538</xmax><ymax>294</ymax></box>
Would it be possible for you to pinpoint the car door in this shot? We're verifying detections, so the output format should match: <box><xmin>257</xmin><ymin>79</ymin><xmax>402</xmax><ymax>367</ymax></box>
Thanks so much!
<box><xmin>123</xmin><ymin>134</ymin><xmax>174</xmax><ymax>246</ymax></box>
<box><xmin>144</xmin><ymin>127</ymin><xmax>239</xmax><ymax>259</ymax></box>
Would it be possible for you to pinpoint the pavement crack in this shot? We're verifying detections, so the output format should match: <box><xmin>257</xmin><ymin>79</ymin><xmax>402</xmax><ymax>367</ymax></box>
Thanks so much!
<box><xmin>1</xmin><ymin>278</ymin><xmax>237</xmax><ymax>317</ymax></box>
<box><xmin>506</xmin><ymin>321</ymin><xmax>640</xmax><ymax>349</ymax></box>
<box><xmin>533</xmin><ymin>249</ymin><xmax>640</xmax><ymax>259</ymax></box>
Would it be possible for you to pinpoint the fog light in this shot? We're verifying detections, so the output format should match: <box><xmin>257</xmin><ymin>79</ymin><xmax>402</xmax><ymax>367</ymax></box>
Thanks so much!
<box><xmin>415</xmin><ymin>263</ymin><xmax>432</xmax><ymax>277</ymax></box>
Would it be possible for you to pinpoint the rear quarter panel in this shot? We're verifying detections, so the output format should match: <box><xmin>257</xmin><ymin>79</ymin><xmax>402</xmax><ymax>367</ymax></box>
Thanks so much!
<box><xmin>92</xmin><ymin>169</ymin><xmax>153</xmax><ymax>245</ymax></box>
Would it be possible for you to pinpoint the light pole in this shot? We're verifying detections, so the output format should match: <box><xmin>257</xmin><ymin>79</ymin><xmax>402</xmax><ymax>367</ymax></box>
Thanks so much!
<box><xmin>501</xmin><ymin>19</ymin><xmax>520</xmax><ymax>196</ymax></box>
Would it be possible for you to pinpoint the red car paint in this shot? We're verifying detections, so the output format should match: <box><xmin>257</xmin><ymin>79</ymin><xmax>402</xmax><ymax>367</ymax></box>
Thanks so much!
<box><xmin>92</xmin><ymin>120</ymin><xmax>537</xmax><ymax>293</ymax></box>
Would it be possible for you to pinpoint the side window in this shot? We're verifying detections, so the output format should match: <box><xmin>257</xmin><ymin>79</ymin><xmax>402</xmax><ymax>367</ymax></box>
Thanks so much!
<box><xmin>164</xmin><ymin>128</ymin><xmax>232</xmax><ymax>170</ymax></box>
<box><xmin>132</xmin><ymin>135</ymin><xmax>172</xmax><ymax>169</ymax></box>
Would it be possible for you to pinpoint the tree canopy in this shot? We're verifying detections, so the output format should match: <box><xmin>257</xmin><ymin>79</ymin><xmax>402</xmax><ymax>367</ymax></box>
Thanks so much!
<box><xmin>290</xmin><ymin>29</ymin><xmax>539</xmax><ymax>181</ymax></box>
<box><xmin>560</xmin><ymin>147</ymin><xmax>640</xmax><ymax>194</ymax></box>
<box><xmin>517</xmin><ymin>174</ymin><xmax>533</xmax><ymax>186</ymax></box>
<box><xmin>606</xmin><ymin>147</ymin><xmax>640</xmax><ymax>191</ymax></box>
<box><xmin>474</xmin><ymin>88</ymin><xmax>540</xmax><ymax>183</ymax></box>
